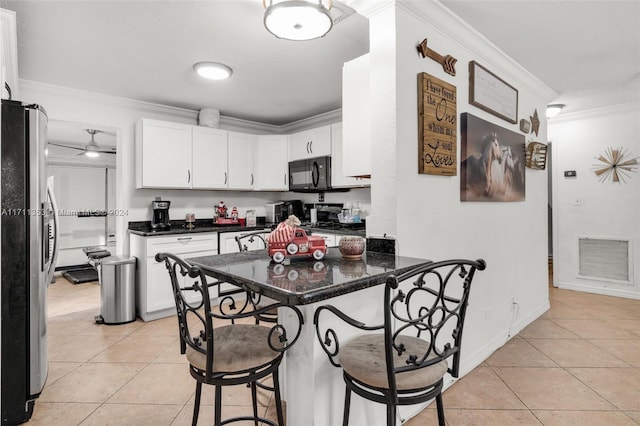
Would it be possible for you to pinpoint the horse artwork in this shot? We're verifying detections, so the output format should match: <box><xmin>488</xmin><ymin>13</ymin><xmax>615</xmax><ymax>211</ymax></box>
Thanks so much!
<box><xmin>460</xmin><ymin>113</ymin><xmax>525</xmax><ymax>201</ymax></box>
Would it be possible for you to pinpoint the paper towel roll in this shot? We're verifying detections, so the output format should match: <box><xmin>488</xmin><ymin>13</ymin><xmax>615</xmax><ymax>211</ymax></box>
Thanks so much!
<box><xmin>310</xmin><ymin>208</ymin><xmax>318</xmax><ymax>224</ymax></box>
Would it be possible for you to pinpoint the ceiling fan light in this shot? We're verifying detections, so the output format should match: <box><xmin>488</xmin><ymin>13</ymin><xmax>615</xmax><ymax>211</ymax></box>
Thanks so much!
<box><xmin>193</xmin><ymin>62</ymin><xmax>233</xmax><ymax>80</ymax></box>
<box><xmin>546</xmin><ymin>103</ymin><xmax>565</xmax><ymax>119</ymax></box>
<box><xmin>84</xmin><ymin>143</ymin><xmax>100</xmax><ymax>158</ymax></box>
<box><xmin>264</xmin><ymin>0</ymin><xmax>333</xmax><ymax>41</ymax></box>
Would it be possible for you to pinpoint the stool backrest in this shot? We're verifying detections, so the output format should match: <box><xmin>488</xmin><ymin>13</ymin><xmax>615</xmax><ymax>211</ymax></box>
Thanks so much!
<box><xmin>383</xmin><ymin>259</ymin><xmax>486</xmax><ymax>395</ymax></box>
<box><xmin>155</xmin><ymin>252</ymin><xmax>215</xmax><ymax>376</ymax></box>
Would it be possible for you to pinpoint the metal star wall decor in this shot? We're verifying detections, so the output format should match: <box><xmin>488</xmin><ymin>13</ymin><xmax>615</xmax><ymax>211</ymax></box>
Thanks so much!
<box><xmin>593</xmin><ymin>146</ymin><xmax>639</xmax><ymax>183</ymax></box>
<box><xmin>529</xmin><ymin>109</ymin><xmax>540</xmax><ymax>136</ymax></box>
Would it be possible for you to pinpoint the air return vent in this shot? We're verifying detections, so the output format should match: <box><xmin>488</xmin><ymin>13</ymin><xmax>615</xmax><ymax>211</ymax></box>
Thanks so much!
<box><xmin>578</xmin><ymin>237</ymin><xmax>631</xmax><ymax>283</ymax></box>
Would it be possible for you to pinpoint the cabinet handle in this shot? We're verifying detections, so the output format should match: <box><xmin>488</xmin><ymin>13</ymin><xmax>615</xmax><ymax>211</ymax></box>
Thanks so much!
<box><xmin>187</xmin><ymin>169</ymin><xmax>191</xmax><ymax>183</ymax></box>
<box><xmin>250</xmin><ymin>173</ymin><xmax>254</xmax><ymax>185</ymax></box>
<box><xmin>284</xmin><ymin>173</ymin><xmax>287</xmax><ymax>185</ymax></box>
<box><xmin>306</xmin><ymin>141</ymin><xmax>310</xmax><ymax>153</ymax></box>
<box><xmin>309</xmin><ymin>140</ymin><xmax>313</xmax><ymax>153</ymax></box>
<box><xmin>177</xmin><ymin>237</ymin><xmax>192</xmax><ymax>241</ymax></box>
<box><xmin>224</xmin><ymin>172</ymin><xmax>228</xmax><ymax>185</ymax></box>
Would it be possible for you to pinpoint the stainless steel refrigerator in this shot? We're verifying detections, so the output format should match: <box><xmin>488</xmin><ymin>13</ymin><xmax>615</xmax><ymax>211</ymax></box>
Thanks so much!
<box><xmin>1</xmin><ymin>99</ymin><xmax>59</xmax><ymax>424</ymax></box>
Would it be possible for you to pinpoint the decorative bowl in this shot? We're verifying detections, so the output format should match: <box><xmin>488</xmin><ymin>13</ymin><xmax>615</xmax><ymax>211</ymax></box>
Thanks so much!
<box><xmin>339</xmin><ymin>236</ymin><xmax>365</xmax><ymax>259</ymax></box>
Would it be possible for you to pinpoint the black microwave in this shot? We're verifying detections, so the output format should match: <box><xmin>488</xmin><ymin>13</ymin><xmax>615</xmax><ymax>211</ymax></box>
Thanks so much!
<box><xmin>289</xmin><ymin>156</ymin><xmax>331</xmax><ymax>192</ymax></box>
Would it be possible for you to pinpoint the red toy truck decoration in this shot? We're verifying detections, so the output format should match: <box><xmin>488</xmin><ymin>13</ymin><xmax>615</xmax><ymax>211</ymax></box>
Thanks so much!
<box><xmin>267</xmin><ymin>222</ymin><xmax>326</xmax><ymax>263</ymax></box>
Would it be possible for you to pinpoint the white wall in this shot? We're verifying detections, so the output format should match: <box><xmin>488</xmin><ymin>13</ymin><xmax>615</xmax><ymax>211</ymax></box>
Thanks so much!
<box><xmin>19</xmin><ymin>81</ymin><xmax>371</xmax><ymax>256</ymax></box>
<box><xmin>356</xmin><ymin>0</ymin><xmax>557</xmax><ymax>376</ymax></box>
<box><xmin>550</xmin><ymin>103</ymin><xmax>640</xmax><ymax>299</ymax></box>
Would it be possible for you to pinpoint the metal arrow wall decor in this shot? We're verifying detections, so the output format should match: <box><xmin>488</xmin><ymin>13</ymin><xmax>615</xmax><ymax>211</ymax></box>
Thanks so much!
<box><xmin>417</xmin><ymin>38</ymin><xmax>457</xmax><ymax>76</ymax></box>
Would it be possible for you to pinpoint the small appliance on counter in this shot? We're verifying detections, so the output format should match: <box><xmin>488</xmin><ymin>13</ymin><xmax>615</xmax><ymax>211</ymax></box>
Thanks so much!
<box><xmin>265</xmin><ymin>200</ymin><xmax>304</xmax><ymax>223</ymax></box>
<box><xmin>151</xmin><ymin>199</ymin><xmax>171</xmax><ymax>229</ymax></box>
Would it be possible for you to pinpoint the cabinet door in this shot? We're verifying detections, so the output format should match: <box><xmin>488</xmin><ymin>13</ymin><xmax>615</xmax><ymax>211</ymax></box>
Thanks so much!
<box><xmin>147</xmin><ymin>259</ymin><xmax>176</xmax><ymax>312</ymax></box>
<box><xmin>136</xmin><ymin>119</ymin><xmax>192</xmax><ymax>188</ymax></box>
<box><xmin>342</xmin><ymin>53</ymin><xmax>372</xmax><ymax>177</ymax></box>
<box><xmin>330</xmin><ymin>123</ymin><xmax>371</xmax><ymax>188</ymax></box>
<box><xmin>289</xmin><ymin>125</ymin><xmax>331</xmax><ymax>160</ymax></box>
<box><xmin>192</xmin><ymin>126</ymin><xmax>228</xmax><ymax>189</ymax></box>
<box><xmin>227</xmin><ymin>132</ymin><xmax>256</xmax><ymax>190</ymax></box>
<box><xmin>311</xmin><ymin>232</ymin><xmax>337</xmax><ymax>247</ymax></box>
<box><xmin>1</xmin><ymin>9</ymin><xmax>19</xmax><ymax>100</ymax></box>
<box><xmin>254</xmin><ymin>135</ymin><xmax>289</xmax><ymax>191</ymax></box>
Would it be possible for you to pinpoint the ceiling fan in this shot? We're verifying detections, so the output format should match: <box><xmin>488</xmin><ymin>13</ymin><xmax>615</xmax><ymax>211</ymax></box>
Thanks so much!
<box><xmin>48</xmin><ymin>129</ymin><xmax>116</xmax><ymax>157</ymax></box>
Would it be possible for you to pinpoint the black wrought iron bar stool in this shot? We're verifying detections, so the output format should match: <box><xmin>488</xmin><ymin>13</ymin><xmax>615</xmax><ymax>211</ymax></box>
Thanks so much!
<box><xmin>314</xmin><ymin>258</ymin><xmax>486</xmax><ymax>426</ymax></box>
<box><xmin>156</xmin><ymin>252</ymin><xmax>303</xmax><ymax>426</ymax></box>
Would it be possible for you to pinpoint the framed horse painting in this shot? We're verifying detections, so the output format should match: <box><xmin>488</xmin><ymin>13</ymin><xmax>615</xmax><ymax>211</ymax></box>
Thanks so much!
<box><xmin>460</xmin><ymin>113</ymin><xmax>525</xmax><ymax>202</ymax></box>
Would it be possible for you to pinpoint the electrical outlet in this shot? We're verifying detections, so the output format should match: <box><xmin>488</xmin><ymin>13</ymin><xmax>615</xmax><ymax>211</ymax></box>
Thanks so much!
<box><xmin>318</xmin><ymin>192</ymin><xmax>324</xmax><ymax>202</ymax></box>
<box><xmin>573</xmin><ymin>196</ymin><xmax>582</xmax><ymax>206</ymax></box>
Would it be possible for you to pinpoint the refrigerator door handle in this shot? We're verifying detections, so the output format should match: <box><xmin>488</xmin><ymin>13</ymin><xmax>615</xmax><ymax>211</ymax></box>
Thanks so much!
<box><xmin>46</xmin><ymin>179</ymin><xmax>60</xmax><ymax>284</ymax></box>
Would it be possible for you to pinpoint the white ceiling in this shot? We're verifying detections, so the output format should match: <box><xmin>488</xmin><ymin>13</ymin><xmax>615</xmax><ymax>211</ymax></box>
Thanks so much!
<box><xmin>2</xmin><ymin>0</ymin><xmax>638</xmax><ymax>139</ymax></box>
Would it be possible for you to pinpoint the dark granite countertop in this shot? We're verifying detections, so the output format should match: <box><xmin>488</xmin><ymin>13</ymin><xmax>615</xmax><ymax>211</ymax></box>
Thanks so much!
<box><xmin>129</xmin><ymin>219</ymin><xmax>366</xmax><ymax>238</ymax></box>
<box><xmin>187</xmin><ymin>248</ymin><xmax>431</xmax><ymax>305</ymax></box>
<box><xmin>128</xmin><ymin>219</ymin><xmax>274</xmax><ymax>237</ymax></box>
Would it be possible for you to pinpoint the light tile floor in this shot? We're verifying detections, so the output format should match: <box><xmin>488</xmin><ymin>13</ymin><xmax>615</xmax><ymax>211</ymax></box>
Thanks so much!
<box><xmin>33</xmin><ymin>277</ymin><xmax>639</xmax><ymax>425</ymax></box>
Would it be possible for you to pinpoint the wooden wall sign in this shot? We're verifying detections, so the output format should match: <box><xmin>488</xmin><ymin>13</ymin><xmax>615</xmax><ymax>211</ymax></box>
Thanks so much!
<box><xmin>469</xmin><ymin>61</ymin><xmax>518</xmax><ymax>124</ymax></box>
<box><xmin>418</xmin><ymin>72</ymin><xmax>457</xmax><ymax>176</ymax></box>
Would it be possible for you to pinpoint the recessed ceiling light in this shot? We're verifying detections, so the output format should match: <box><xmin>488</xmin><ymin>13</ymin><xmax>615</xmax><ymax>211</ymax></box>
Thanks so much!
<box><xmin>193</xmin><ymin>62</ymin><xmax>233</xmax><ymax>80</ymax></box>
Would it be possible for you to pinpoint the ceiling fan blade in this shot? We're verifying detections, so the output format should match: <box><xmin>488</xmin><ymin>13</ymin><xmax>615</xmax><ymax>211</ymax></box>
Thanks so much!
<box><xmin>48</xmin><ymin>141</ymin><xmax>84</xmax><ymax>151</ymax></box>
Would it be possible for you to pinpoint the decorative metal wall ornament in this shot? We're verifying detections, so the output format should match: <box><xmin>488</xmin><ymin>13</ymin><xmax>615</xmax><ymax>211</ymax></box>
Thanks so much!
<box><xmin>417</xmin><ymin>38</ymin><xmax>458</xmax><ymax>76</ymax></box>
<box><xmin>525</xmin><ymin>141</ymin><xmax>548</xmax><ymax>170</ymax></box>
<box><xmin>593</xmin><ymin>147</ymin><xmax>639</xmax><ymax>183</ymax></box>
<box><xmin>529</xmin><ymin>109</ymin><xmax>540</xmax><ymax>136</ymax></box>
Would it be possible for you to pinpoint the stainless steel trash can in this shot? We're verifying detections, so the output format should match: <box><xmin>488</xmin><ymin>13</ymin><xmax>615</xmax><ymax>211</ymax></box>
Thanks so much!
<box><xmin>95</xmin><ymin>256</ymin><xmax>136</xmax><ymax>325</ymax></box>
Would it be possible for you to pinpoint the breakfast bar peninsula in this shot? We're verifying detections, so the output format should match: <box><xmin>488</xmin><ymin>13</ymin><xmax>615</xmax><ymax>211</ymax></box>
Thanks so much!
<box><xmin>188</xmin><ymin>247</ymin><xmax>432</xmax><ymax>426</ymax></box>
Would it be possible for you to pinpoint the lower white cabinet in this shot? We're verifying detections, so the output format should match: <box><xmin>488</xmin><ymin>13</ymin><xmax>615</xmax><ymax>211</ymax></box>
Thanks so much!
<box><xmin>130</xmin><ymin>232</ymin><xmax>218</xmax><ymax>321</ymax></box>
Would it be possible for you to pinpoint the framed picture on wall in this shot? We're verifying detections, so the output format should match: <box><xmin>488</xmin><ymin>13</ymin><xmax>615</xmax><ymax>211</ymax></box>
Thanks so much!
<box><xmin>460</xmin><ymin>113</ymin><xmax>525</xmax><ymax>202</ymax></box>
<box><xmin>469</xmin><ymin>61</ymin><xmax>518</xmax><ymax>124</ymax></box>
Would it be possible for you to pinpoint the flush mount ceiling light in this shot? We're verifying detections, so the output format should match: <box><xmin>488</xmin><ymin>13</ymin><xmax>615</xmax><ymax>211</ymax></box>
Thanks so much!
<box><xmin>193</xmin><ymin>62</ymin><xmax>233</xmax><ymax>80</ymax></box>
<box><xmin>263</xmin><ymin>0</ymin><xmax>333</xmax><ymax>41</ymax></box>
<box><xmin>546</xmin><ymin>103</ymin><xmax>565</xmax><ymax>119</ymax></box>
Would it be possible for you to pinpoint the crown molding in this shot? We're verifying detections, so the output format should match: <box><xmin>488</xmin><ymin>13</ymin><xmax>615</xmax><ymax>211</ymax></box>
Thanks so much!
<box><xmin>398</xmin><ymin>0</ymin><xmax>558</xmax><ymax>103</ymax></box>
<box><xmin>549</xmin><ymin>101</ymin><xmax>640</xmax><ymax>123</ymax></box>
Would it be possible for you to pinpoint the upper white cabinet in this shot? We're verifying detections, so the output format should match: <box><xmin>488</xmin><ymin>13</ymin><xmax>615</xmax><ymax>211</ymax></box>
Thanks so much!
<box><xmin>254</xmin><ymin>134</ymin><xmax>289</xmax><ymax>191</ymax></box>
<box><xmin>0</xmin><ymin>8</ymin><xmax>19</xmax><ymax>100</ymax></box>
<box><xmin>331</xmin><ymin>123</ymin><xmax>370</xmax><ymax>188</ymax></box>
<box><xmin>192</xmin><ymin>126</ymin><xmax>228</xmax><ymax>189</ymax></box>
<box><xmin>289</xmin><ymin>125</ymin><xmax>331</xmax><ymax>160</ymax></box>
<box><xmin>342</xmin><ymin>53</ymin><xmax>372</xmax><ymax>177</ymax></box>
<box><xmin>136</xmin><ymin>119</ymin><xmax>193</xmax><ymax>189</ymax></box>
<box><xmin>227</xmin><ymin>131</ymin><xmax>256</xmax><ymax>190</ymax></box>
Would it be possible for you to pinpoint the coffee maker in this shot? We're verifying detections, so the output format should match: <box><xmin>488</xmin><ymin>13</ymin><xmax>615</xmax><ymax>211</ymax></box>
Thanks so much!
<box><xmin>151</xmin><ymin>200</ymin><xmax>171</xmax><ymax>229</ymax></box>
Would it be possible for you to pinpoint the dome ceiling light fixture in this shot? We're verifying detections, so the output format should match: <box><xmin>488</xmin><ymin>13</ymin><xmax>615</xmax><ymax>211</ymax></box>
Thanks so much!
<box><xmin>546</xmin><ymin>103</ymin><xmax>565</xmax><ymax>119</ymax></box>
<box><xmin>263</xmin><ymin>0</ymin><xmax>334</xmax><ymax>41</ymax></box>
<box><xmin>193</xmin><ymin>62</ymin><xmax>233</xmax><ymax>80</ymax></box>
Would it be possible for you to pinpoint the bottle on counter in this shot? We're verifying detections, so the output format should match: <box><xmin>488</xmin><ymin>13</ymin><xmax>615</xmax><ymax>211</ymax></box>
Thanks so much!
<box><xmin>352</xmin><ymin>202</ymin><xmax>361</xmax><ymax>223</ymax></box>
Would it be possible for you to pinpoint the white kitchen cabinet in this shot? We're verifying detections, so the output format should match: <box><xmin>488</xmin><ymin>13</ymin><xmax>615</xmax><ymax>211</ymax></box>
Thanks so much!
<box><xmin>254</xmin><ymin>135</ymin><xmax>289</xmax><ymax>191</ymax></box>
<box><xmin>331</xmin><ymin>123</ymin><xmax>370</xmax><ymax>188</ymax></box>
<box><xmin>342</xmin><ymin>53</ymin><xmax>372</xmax><ymax>177</ymax></box>
<box><xmin>130</xmin><ymin>232</ymin><xmax>218</xmax><ymax>321</ymax></box>
<box><xmin>289</xmin><ymin>125</ymin><xmax>331</xmax><ymax>160</ymax></box>
<box><xmin>311</xmin><ymin>232</ymin><xmax>337</xmax><ymax>247</ymax></box>
<box><xmin>135</xmin><ymin>119</ymin><xmax>193</xmax><ymax>189</ymax></box>
<box><xmin>0</xmin><ymin>8</ymin><xmax>19</xmax><ymax>100</ymax></box>
<box><xmin>192</xmin><ymin>126</ymin><xmax>228</xmax><ymax>189</ymax></box>
<box><xmin>227</xmin><ymin>132</ymin><xmax>256</xmax><ymax>190</ymax></box>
